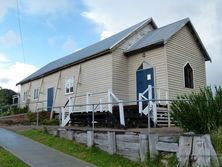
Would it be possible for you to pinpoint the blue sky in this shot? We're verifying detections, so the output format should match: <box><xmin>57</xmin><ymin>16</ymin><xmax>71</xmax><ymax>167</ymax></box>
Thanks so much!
<box><xmin>0</xmin><ymin>0</ymin><xmax>99</xmax><ymax>66</ymax></box>
<box><xmin>0</xmin><ymin>0</ymin><xmax>221</xmax><ymax>91</ymax></box>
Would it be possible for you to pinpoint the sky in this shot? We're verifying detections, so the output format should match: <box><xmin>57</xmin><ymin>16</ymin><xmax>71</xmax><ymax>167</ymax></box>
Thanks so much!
<box><xmin>0</xmin><ymin>0</ymin><xmax>221</xmax><ymax>92</ymax></box>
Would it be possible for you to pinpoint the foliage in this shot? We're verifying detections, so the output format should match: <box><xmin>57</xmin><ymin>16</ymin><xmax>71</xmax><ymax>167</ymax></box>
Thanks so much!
<box><xmin>0</xmin><ymin>147</ymin><xmax>28</xmax><ymax>167</ymax></box>
<box><xmin>10</xmin><ymin>106</ymin><xmax>29</xmax><ymax>115</ymax></box>
<box><xmin>27</xmin><ymin>111</ymin><xmax>49</xmax><ymax>123</ymax></box>
<box><xmin>171</xmin><ymin>87</ymin><xmax>222</xmax><ymax>134</ymax></box>
<box><xmin>26</xmin><ymin>111</ymin><xmax>58</xmax><ymax>125</ymax></box>
<box><xmin>0</xmin><ymin>89</ymin><xmax>16</xmax><ymax>106</ymax></box>
<box><xmin>20</xmin><ymin>129</ymin><xmax>178</xmax><ymax>167</ymax></box>
<box><xmin>211</xmin><ymin>127</ymin><xmax>222</xmax><ymax>153</ymax></box>
<box><xmin>0</xmin><ymin>106</ymin><xmax>29</xmax><ymax>117</ymax></box>
<box><xmin>41</xmin><ymin>118</ymin><xmax>59</xmax><ymax>125</ymax></box>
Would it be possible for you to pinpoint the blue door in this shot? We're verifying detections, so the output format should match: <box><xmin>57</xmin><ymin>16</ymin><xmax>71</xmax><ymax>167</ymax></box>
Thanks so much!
<box><xmin>136</xmin><ymin>68</ymin><xmax>154</xmax><ymax>101</ymax></box>
<box><xmin>47</xmin><ymin>87</ymin><xmax>54</xmax><ymax>112</ymax></box>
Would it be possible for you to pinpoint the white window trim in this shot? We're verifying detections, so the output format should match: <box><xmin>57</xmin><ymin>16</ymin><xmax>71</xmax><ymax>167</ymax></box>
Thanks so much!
<box><xmin>65</xmin><ymin>77</ymin><xmax>75</xmax><ymax>95</ymax></box>
<box><xmin>183</xmin><ymin>62</ymin><xmax>195</xmax><ymax>89</ymax></box>
<box><xmin>33</xmin><ymin>88</ymin><xmax>39</xmax><ymax>100</ymax></box>
<box><xmin>23</xmin><ymin>91</ymin><xmax>27</xmax><ymax>102</ymax></box>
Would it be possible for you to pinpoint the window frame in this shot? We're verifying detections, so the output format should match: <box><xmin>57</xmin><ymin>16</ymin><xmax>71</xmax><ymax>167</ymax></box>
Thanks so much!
<box><xmin>23</xmin><ymin>91</ymin><xmax>27</xmax><ymax>102</ymax></box>
<box><xmin>33</xmin><ymin>88</ymin><xmax>39</xmax><ymax>100</ymax></box>
<box><xmin>65</xmin><ymin>78</ymin><xmax>74</xmax><ymax>95</ymax></box>
<box><xmin>183</xmin><ymin>62</ymin><xmax>194</xmax><ymax>89</ymax></box>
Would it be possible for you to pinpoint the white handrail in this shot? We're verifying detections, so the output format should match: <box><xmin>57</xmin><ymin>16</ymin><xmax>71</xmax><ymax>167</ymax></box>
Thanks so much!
<box><xmin>107</xmin><ymin>89</ymin><xmax>125</xmax><ymax>126</ymax></box>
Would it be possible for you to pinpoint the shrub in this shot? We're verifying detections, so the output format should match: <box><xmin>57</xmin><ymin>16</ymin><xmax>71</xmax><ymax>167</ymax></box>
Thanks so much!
<box><xmin>211</xmin><ymin>127</ymin><xmax>222</xmax><ymax>153</ymax></box>
<box><xmin>171</xmin><ymin>87</ymin><xmax>222</xmax><ymax>134</ymax></box>
<box><xmin>10</xmin><ymin>106</ymin><xmax>29</xmax><ymax>115</ymax></box>
<box><xmin>41</xmin><ymin>119</ymin><xmax>59</xmax><ymax>125</ymax></box>
<box><xmin>27</xmin><ymin>111</ymin><xmax>49</xmax><ymax>123</ymax></box>
<box><xmin>26</xmin><ymin>111</ymin><xmax>58</xmax><ymax>125</ymax></box>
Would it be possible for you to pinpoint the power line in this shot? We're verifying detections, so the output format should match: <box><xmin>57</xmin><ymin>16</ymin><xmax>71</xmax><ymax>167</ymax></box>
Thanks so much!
<box><xmin>16</xmin><ymin>0</ymin><xmax>25</xmax><ymax>63</ymax></box>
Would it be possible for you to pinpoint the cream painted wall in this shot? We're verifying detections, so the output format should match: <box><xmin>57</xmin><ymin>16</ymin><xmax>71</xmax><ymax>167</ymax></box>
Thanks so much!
<box><xmin>166</xmin><ymin>26</ymin><xmax>206</xmax><ymax>99</ymax></box>
<box><xmin>20</xmin><ymin>54</ymin><xmax>112</xmax><ymax>112</ymax></box>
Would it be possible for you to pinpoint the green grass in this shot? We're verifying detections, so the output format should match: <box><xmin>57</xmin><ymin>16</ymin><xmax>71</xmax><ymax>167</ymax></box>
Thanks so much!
<box><xmin>0</xmin><ymin>147</ymin><xmax>29</xmax><ymax>167</ymax></box>
<box><xmin>19</xmin><ymin>129</ymin><xmax>163</xmax><ymax>167</ymax></box>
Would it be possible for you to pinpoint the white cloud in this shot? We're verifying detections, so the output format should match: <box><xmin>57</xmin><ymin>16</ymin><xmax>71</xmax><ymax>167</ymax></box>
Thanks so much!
<box><xmin>82</xmin><ymin>0</ymin><xmax>222</xmax><ymax>86</ymax></box>
<box><xmin>0</xmin><ymin>30</ymin><xmax>21</xmax><ymax>47</ymax></box>
<box><xmin>62</xmin><ymin>38</ymin><xmax>76</xmax><ymax>53</ymax></box>
<box><xmin>48</xmin><ymin>36</ymin><xmax>57</xmax><ymax>47</ymax></box>
<box><xmin>22</xmin><ymin>0</ymin><xmax>75</xmax><ymax>16</ymax></box>
<box><xmin>0</xmin><ymin>53</ymin><xmax>37</xmax><ymax>91</ymax></box>
<box><xmin>0</xmin><ymin>0</ymin><xmax>16</xmax><ymax>20</ymax></box>
<box><xmin>0</xmin><ymin>53</ymin><xmax>10</xmax><ymax>63</ymax></box>
<box><xmin>0</xmin><ymin>0</ymin><xmax>75</xmax><ymax>20</ymax></box>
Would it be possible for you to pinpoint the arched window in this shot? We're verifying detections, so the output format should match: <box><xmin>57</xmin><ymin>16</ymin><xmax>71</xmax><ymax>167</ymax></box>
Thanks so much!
<box><xmin>184</xmin><ymin>63</ymin><xmax>193</xmax><ymax>88</ymax></box>
<box><xmin>137</xmin><ymin>61</ymin><xmax>152</xmax><ymax>70</ymax></box>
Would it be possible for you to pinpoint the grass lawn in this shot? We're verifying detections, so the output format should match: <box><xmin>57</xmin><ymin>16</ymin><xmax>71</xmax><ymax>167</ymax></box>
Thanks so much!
<box><xmin>19</xmin><ymin>129</ymin><xmax>165</xmax><ymax>167</ymax></box>
<box><xmin>0</xmin><ymin>147</ymin><xmax>29</xmax><ymax>167</ymax></box>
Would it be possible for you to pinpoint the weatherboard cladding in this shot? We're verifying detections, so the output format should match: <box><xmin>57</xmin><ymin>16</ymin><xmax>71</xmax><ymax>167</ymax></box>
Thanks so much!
<box><xmin>17</xmin><ymin>18</ymin><xmax>153</xmax><ymax>85</ymax></box>
<box><xmin>125</xmin><ymin>18</ymin><xmax>211</xmax><ymax>62</ymax></box>
<box><xmin>125</xmin><ymin>18</ymin><xmax>190</xmax><ymax>53</ymax></box>
<box><xmin>18</xmin><ymin>17</ymin><xmax>210</xmax><ymax>85</ymax></box>
<box><xmin>166</xmin><ymin>26</ymin><xmax>206</xmax><ymax>99</ymax></box>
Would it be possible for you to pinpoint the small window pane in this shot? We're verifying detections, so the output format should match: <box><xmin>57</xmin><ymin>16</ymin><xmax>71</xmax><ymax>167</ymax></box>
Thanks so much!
<box><xmin>66</xmin><ymin>87</ymin><xmax>69</xmax><ymax>94</ymax></box>
<box><xmin>70</xmin><ymin>86</ymin><xmax>74</xmax><ymax>93</ymax></box>
<box><xmin>184</xmin><ymin>63</ymin><xmax>193</xmax><ymax>88</ymax></box>
<box><xmin>147</xmin><ymin>74</ymin><xmax>151</xmax><ymax>80</ymax></box>
<box><xmin>65</xmin><ymin>78</ymin><xmax>75</xmax><ymax>94</ymax></box>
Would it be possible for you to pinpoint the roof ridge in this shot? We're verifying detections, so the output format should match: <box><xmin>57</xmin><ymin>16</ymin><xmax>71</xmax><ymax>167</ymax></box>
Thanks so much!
<box><xmin>125</xmin><ymin>18</ymin><xmax>190</xmax><ymax>52</ymax></box>
<box><xmin>156</xmin><ymin>17</ymin><xmax>190</xmax><ymax>30</ymax></box>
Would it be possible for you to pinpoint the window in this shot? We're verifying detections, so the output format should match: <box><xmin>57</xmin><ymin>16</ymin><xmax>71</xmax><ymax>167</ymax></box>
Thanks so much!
<box><xmin>33</xmin><ymin>88</ymin><xmax>39</xmax><ymax>100</ymax></box>
<box><xmin>184</xmin><ymin>63</ymin><xmax>194</xmax><ymax>88</ymax></box>
<box><xmin>23</xmin><ymin>91</ymin><xmax>27</xmax><ymax>102</ymax></box>
<box><xmin>65</xmin><ymin>78</ymin><xmax>74</xmax><ymax>94</ymax></box>
<box><xmin>137</xmin><ymin>61</ymin><xmax>153</xmax><ymax>70</ymax></box>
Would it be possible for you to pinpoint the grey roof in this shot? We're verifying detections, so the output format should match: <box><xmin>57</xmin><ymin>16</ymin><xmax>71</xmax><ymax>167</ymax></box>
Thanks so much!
<box><xmin>17</xmin><ymin>17</ymin><xmax>210</xmax><ymax>85</ymax></box>
<box><xmin>125</xmin><ymin>18</ymin><xmax>211</xmax><ymax>61</ymax></box>
<box><xmin>17</xmin><ymin>18</ymin><xmax>156</xmax><ymax>85</ymax></box>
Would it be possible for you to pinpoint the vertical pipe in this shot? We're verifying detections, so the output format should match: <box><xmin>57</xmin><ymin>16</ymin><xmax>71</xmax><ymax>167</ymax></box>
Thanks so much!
<box><xmin>61</xmin><ymin>107</ymin><xmax>65</xmax><ymax>126</ymax></box>
<box><xmin>108</xmin><ymin>89</ymin><xmax>112</xmax><ymax>113</ymax></box>
<box><xmin>86</xmin><ymin>92</ymin><xmax>90</xmax><ymax>113</ymax></box>
<box><xmin>36</xmin><ymin>108</ymin><xmax>39</xmax><ymax>127</ymax></box>
<box><xmin>167</xmin><ymin>102</ymin><xmax>171</xmax><ymax>127</ymax></box>
<box><xmin>148</xmin><ymin>85</ymin><xmax>151</xmax><ymax>134</ymax></box>
<box><xmin>68</xmin><ymin>96</ymin><xmax>72</xmax><ymax>113</ymax></box>
<box><xmin>99</xmin><ymin>98</ymin><xmax>103</xmax><ymax>112</ymax></box>
<box><xmin>92</xmin><ymin>104</ymin><xmax>95</xmax><ymax>131</ymax></box>
<box><xmin>119</xmin><ymin>100</ymin><xmax>125</xmax><ymax>126</ymax></box>
<box><xmin>139</xmin><ymin>93</ymin><xmax>142</xmax><ymax>114</ymax></box>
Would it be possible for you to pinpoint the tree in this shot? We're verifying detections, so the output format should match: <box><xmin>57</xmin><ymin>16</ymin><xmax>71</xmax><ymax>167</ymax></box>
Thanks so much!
<box><xmin>0</xmin><ymin>89</ymin><xmax>16</xmax><ymax>106</ymax></box>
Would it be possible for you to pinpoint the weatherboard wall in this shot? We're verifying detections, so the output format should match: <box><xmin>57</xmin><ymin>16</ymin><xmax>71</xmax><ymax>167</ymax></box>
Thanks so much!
<box><xmin>166</xmin><ymin>26</ymin><xmax>206</xmax><ymax>99</ymax></box>
<box><xmin>127</xmin><ymin>47</ymin><xmax>168</xmax><ymax>103</ymax></box>
<box><xmin>20</xmin><ymin>53</ymin><xmax>112</xmax><ymax>112</ymax></box>
<box><xmin>112</xmin><ymin>24</ymin><xmax>154</xmax><ymax>101</ymax></box>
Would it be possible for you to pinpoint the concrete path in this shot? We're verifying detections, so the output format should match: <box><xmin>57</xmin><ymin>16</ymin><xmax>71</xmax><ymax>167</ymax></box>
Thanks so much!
<box><xmin>0</xmin><ymin>128</ymin><xmax>96</xmax><ymax>167</ymax></box>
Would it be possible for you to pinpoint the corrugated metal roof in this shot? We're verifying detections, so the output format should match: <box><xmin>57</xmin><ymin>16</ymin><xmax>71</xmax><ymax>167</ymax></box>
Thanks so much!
<box><xmin>17</xmin><ymin>18</ymin><xmax>154</xmax><ymax>85</ymax></box>
<box><xmin>126</xmin><ymin>18</ymin><xmax>190</xmax><ymax>52</ymax></box>
<box><xmin>17</xmin><ymin>17</ymin><xmax>211</xmax><ymax>85</ymax></box>
<box><xmin>125</xmin><ymin>18</ymin><xmax>211</xmax><ymax>62</ymax></box>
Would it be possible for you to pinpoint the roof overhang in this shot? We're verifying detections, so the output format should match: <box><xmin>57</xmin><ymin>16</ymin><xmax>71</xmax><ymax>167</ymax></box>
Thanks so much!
<box><xmin>125</xmin><ymin>20</ymin><xmax>211</xmax><ymax>62</ymax></box>
<box><xmin>16</xmin><ymin>49</ymin><xmax>112</xmax><ymax>85</ymax></box>
<box><xmin>185</xmin><ymin>21</ymin><xmax>211</xmax><ymax>62</ymax></box>
<box><xmin>124</xmin><ymin>40</ymin><xmax>164</xmax><ymax>56</ymax></box>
